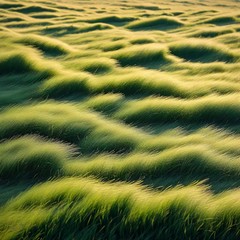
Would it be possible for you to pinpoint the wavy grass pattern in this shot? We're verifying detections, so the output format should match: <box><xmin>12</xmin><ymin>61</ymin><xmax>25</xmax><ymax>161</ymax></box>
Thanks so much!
<box><xmin>0</xmin><ymin>0</ymin><xmax>239</xmax><ymax>239</ymax></box>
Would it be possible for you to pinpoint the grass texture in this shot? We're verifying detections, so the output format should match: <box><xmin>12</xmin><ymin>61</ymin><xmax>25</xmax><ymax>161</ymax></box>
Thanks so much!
<box><xmin>0</xmin><ymin>0</ymin><xmax>239</xmax><ymax>239</ymax></box>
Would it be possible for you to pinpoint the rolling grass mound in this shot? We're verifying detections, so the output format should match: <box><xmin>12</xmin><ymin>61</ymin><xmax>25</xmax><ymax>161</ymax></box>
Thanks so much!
<box><xmin>66</xmin><ymin>58</ymin><xmax>116</xmax><ymax>74</ymax></box>
<box><xmin>0</xmin><ymin>3</ymin><xmax>24</xmax><ymax>9</ymax></box>
<box><xmin>0</xmin><ymin>136</ymin><xmax>71</xmax><ymax>181</ymax></box>
<box><xmin>86</xmin><ymin>15</ymin><xmax>137</xmax><ymax>24</ymax></box>
<box><xmin>0</xmin><ymin>51</ymin><xmax>46</xmax><ymax>75</ymax></box>
<box><xmin>169</xmin><ymin>41</ymin><xmax>238</xmax><ymax>63</ymax></box>
<box><xmin>191</xmin><ymin>29</ymin><xmax>234</xmax><ymax>38</ymax></box>
<box><xmin>126</xmin><ymin>17</ymin><xmax>184</xmax><ymax>30</ymax></box>
<box><xmin>40</xmin><ymin>73</ymin><xmax>91</xmax><ymax>97</ymax></box>
<box><xmin>42</xmin><ymin>24</ymin><xmax>81</xmax><ymax>36</ymax></box>
<box><xmin>115</xmin><ymin>94</ymin><xmax>240</xmax><ymax>124</ymax></box>
<box><xmin>92</xmin><ymin>71</ymin><xmax>187</xmax><ymax>97</ymax></box>
<box><xmin>101</xmin><ymin>41</ymin><xmax>128</xmax><ymax>51</ymax></box>
<box><xmin>13</xmin><ymin>5</ymin><xmax>57</xmax><ymax>14</ymax></box>
<box><xmin>0</xmin><ymin>17</ymin><xmax>25</xmax><ymax>23</ymax></box>
<box><xmin>16</xmin><ymin>34</ymin><xmax>72</xmax><ymax>56</ymax></box>
<box><xmin>66</xmin><ymin>145</ymin><xmax>240</xmax><ymax>181</ymax></box>
<box><xmin>79</xmin><ymin>23</ymin><xmax>114</xmax><ymax>33</ymax></box>
<box><xmin>0</xmin><ymin>102</ymin><xmax>147</xmax><ymax>153</ymax></box>
<box><xmin>111</xmin><ymin>45</ymin><xmax>173</xmax><ymax>67</ymax></box>
<box><xmin>0</xmin><ymin>53</ymin><xmax>36</xmax><ymax>75</ymax></box>
<box><xmin>1</xmin><ymin>178</ymin><xmax>240</xmax><ymax>240</ymax></box>
<box><xmin>205</xmin><ymin>16</ymin><xmax>237</xmax><ymax>25</ymax></box>
<box><xmin>130</xmin><ymin>37</ymin><xmax>156</xmax><ymax>44</ymax></box>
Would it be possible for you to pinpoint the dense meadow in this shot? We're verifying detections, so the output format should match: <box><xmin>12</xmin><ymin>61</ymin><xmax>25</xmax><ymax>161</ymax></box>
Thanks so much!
<box><xmin>0</xmin><ymin>0</ymin><xmax>240</xmax><ymax>239</ymax></box>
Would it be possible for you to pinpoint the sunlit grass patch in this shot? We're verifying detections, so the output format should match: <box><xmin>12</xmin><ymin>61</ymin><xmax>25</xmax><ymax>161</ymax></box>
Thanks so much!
<box><xmin>1</xmin><ymin>178</ymin><xmax>240</xmax><ymax>239</ymax></box>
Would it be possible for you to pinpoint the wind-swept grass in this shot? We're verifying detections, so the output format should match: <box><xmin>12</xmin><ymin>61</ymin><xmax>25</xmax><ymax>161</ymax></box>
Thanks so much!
<box><xmin>0</xmin><ymin>102</ymin><xmax>148</xmax><ymax>153</ymax></box>
<box><xmin>85</xmin><ymin>15</ymin><xmax>137</xmax><ymax>24</ymax></box>
<box><xmin>0</xmin><ymin>50</ymin><xmax>58</xmax><ymax>78</ymax></box>
<box><xmin>12</xmin><ymin>5</ymin><xmax>57</xmax><ymax>14</ymax></box>
<box><xmin>0</xmin><ymin>178</ymin><xmax>239</xmax><ymax>240</ymax></box>
<box><xmin>115</xmin><ymin>94</ymin><xmax>240</xmax><ymax>124</ymax></box>
<box><xmin>126</xmin><ymin>17</ymin><xmax>184</xmax><ymax>30</ymax></box>
<box><xmin>0</xmin><ymin>52</ymin><xmax>40</xmax><ymax>75</ymax></box>
<box><xmin>64</xmin><ymin>58</ymin><xmax>116</xmax><ymax>74</ymax></box>
<box><xmin>204</xmin><ymin>16</ymin><xmax>238</xmax><ymax>25</ymax></box>
<box><xmin>111</xmin><ymin>44</ymin><xmax>174</xmax><ymax>67</ymax></box>
<box><xmin>66</xmin><ymin>144</ymin><xmax>240</xmax><ymax>181</ymax></box>
<box><xmin>169</xmin><ymin>40</ymin><xmax>239</xmax><ymax>63</ymax></box>
<box><xmin>0</xmin><ymin>0</ymin><xmax>240</xmax><ymax>239</ymax></box>
<box><xmin>0</xmin><ymin>136</ymin><xmax>72</xmax><ymax>181</ymax></box>
<box><xmin>39</xmin><ymin>73</ymin><xmax>91</xmax><ymax>97</ymax></box>
<box><xmin>16</xmin><ymin>34</ymin><xmax>73</xmax><ymax>56</ymax></box>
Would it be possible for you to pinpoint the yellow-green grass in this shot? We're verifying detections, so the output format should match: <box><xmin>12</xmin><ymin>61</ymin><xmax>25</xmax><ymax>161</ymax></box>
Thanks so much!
<box><xmin>0</xmin><ymin>178</ymin><xmax>239</xmax><ymax>240</ymax></box>
<box><xmin>0</xmin><ymin>0</ymin><xmax>240</xmax><ymax>239</ymax></box>
<box><xmin>0</xmin><ymin>136</ymin><xmax>72</xmax><ymax>181</ymax></box>
<box><xmin>126</xmin><ymin>16</ymin><xmax>184</xmax><ymax>30</ymax></box>
<box><xmin>115</xmin><ymin>94</ymin><xmax>240</xmax><ymax>124</ymax></box>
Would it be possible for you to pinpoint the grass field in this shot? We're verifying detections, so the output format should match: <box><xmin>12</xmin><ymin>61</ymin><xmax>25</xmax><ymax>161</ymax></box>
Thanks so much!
<box><xmin>0</xmin><ymin>0</ymin><xmax>240</xmax><ymax>239</ymax></box>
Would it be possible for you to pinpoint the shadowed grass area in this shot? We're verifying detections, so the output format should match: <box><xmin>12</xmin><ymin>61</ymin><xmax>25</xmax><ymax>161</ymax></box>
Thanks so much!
<box><xmin>204</xmin><ymin>16</ymin><xmax>238</xmax><ymax>25</ymax></box>
<box><xmin>169</xmin><ymin>41</ymin><xmax>239</xmax><ymax>63</ymax></box>
<box><xmin>91</xmin><ymin>70</ymin><xmax>188</xmax><ymax>97</ymax></box>
<box><xmin>83</xmin><ymin>93</ymin><xmax>124</xmax><ymax>113</ymax></box>
<box><xmin>0</xmin><ymin>178</ymin><xmax>239</xmax><ymax>240</ymax></box>
<box><xmin>101</xmin><ymin>41</ymin><xmax>128</xmax><ymax>51</ymax></box>
<box><xmin>12</xmin><ymin>5</ymin><xmax>57</xmax><ymax>14</ymax></box>
<box><xmin>64</xmin><ymin>58</ymin><xmax>117</xmax><ymax>74</ymax></box>
<box><xmin>39</xmin><ymin>73</ymin><xmax>91</xmax><ymax>97</ymax></box>
<box><xmin>0</xmin><ymin>50</ymin><xmax>57</xmax><ymax>77</ymax></box>
<box><xmin>126</xmin><ymin>17</ymin><xmax>184</xmax><ymax>30</ymax></box>
<box><xmin>66</xmin><ymin>145</ymin><xmax>240</xmax><ymax>182</ymax></box>
<box><xmin>130</xmin><ymin>37</ymin><xmax>156</xmax><ymax>44</ymax></box>
<box><xmin>0</xmin><ymin>3</ymin><xmax>24</xmax><ymax>9</ymax></box>
<box><xmin>79</xmin><ymin>23</ymin><xmax>114</xmax><ymax>33</ymax></box>
<box><xmin>85</xmin><ymin>15</ymin><xmax>137</xmax><ymax>24</ymax></box>
<box><xmin>16</xmin><ymin>34</ymin><xmax>73</xmax><ymax>56</ymax></box>
<box><xmin>0</xmin><ymin>52</ymin><xmax>40</xmax><ymax>75</ymax></box>
<box><xmin>115</xmin><ymin>94</ymin><xmax>240</xmax><ymax>124</ymax></box>
<box><xmin>191</xmin><ymin>29</ymin><xmax>234</xmax><ymax>38</ymax></box>
<box><xmin>0</xmin><ymin>102</ymin><xmax>147</xmax><ymax>153</ymax></box>
<box><xmin>111</xmin><ymin>44</ymin><xmax>174</xmax><ymax>67</ymax></box>
<box><xmin>42</xmin><ymin>23</ymin><xmax>114</xmax><ymax>36</ymax></box>
<box><xmin>0</xmin><ymin>136</ymin><xmax>72</xmax><ymax>181</ymax></box>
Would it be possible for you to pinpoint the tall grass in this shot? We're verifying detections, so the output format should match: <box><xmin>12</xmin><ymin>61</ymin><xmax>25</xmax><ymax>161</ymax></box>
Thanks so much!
<box><xmin>115</xmin><ymin>94</ymin><xmax>240</xmax><ymax>124</ymax></box>
<box><xmin>65</xmin><ymin>144</ymin><xmax>240</xmax><ymax>181</ymax></box>
<box><xmin>0</xmin><ymin>178</ymin><xmax>239</xmax><ymax>239</ymax></box>
<box><xmin>0</xmin><ymin>136</ymin><xmax>72</xmax><ymax>180</ymax></box>
<box><xmin>0</xmin><ymin>0</ymin><xmax>239</xmax><ymax>239</ymax></box>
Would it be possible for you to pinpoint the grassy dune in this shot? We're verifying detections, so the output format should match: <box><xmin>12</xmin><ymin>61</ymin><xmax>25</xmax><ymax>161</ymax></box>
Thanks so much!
<box><xmin>0</xmin><ymin>0</ymin><xmax>240</xmax><ymax>239</ymax></box>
